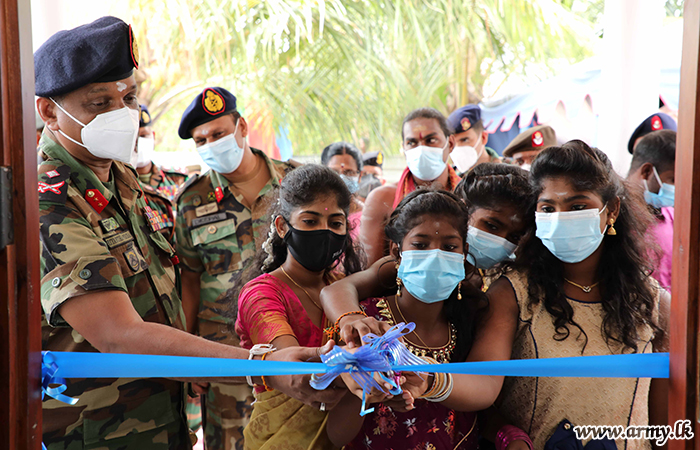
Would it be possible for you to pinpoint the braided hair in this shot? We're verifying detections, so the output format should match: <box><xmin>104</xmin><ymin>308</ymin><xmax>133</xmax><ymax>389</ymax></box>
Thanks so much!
<box><xmin>454</xmin><ymin>163</ymin><xmax>532</xmax><ymax>216</ymax></box>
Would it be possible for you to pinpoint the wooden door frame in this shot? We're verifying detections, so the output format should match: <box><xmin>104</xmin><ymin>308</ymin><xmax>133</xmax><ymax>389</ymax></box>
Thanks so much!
<box><xmin>669</xmin><ymin>1</ymin><xmax>700</xmax><ymax>450</ymax></box>
<box><xmin>0</xmin><ymin>0</ymin><xmax>42</xmax><ymax>449</ymax></box>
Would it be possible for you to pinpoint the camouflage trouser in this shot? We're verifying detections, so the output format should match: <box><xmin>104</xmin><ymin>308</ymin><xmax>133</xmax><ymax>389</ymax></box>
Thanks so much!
<box><xmin>199</xmin><ymin>319</ymin><xmax>255</xmax><ymax>450</ymax></box>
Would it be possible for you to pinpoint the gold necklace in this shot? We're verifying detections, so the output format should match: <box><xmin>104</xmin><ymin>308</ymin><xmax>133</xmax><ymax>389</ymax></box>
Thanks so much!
<box><xmin>388</xmin><ymin>296</ymin><xmax>456</xmax><ymax>363</ymax></box>
<box><xmin>280</xmin><ymin>266</ymin><xmax>323</xmax><ymax>310</ymax></box>
<box><xmin>564</xmin><ymin>277</ymin><xmax>599</xmax><ymax>293</ymax></box>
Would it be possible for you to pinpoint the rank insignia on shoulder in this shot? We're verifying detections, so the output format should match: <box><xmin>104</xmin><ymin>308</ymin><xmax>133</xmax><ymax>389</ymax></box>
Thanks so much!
<box><xmin>85</xmin><ymin>189</ymin><xmax>108</xmax><ymax>213</ymax></box>
<box><xmin>38</xmin><ymin>164</ymin><xmax>70</xmax><ymax>204</ymax></box>
<box><xmin>215</xmin><ymin>186</ymin><xmax>224</xmax><ymax>203</ymax></box>
<box><xmin>38</xmin><ymin>181</ymin><xmax>65</xmax><ymax>194</ymax></box>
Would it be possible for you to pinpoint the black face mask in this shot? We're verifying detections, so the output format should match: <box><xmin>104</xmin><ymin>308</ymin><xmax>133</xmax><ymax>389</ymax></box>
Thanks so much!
<box><xmin>283</xmin><ymin>222</ymin><xmax>347</xmax><ymax>272</ymax></box>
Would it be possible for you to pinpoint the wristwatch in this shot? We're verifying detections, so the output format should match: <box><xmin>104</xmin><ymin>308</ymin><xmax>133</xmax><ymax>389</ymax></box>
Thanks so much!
<box><xmin>247</xmin><ymin>343</ymin><xmax>276</xmax><ymax>387</ymax></box>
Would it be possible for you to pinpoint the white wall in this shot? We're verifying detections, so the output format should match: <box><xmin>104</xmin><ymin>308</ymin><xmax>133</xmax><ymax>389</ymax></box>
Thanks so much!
<box><xmin>31</xmin><ymin>0</ymin><xmax>123</xmax><ymax>51</ymax></box>
<box><xmin>598</xmin><ymin>0</ymin><xmax>665</xmax><ymax>174</ymax></box>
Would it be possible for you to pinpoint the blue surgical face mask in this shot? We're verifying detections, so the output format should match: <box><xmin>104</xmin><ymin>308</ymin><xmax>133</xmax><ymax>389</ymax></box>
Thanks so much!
<box><xmin>466</xmin><ymin>227</ymin><xmax>517</xmax><ymax>269</ymax></box>
<box><xmin>197</xmin><ymin>121</ymin><xmax>245</xmax><ymax>174</ymax></box>
<box><xmin>339</xmin><ymin>174</ymin><xmax>360</xmax><ymax>194</ymax></box>
<box><xmin>397</xmin><ymin>249</ymin><xmax>465</xmax><ymax>303</ymax></box>
<box><xmin>535</xmin><ymin>206</ymin><xmax>607</xmax><ymax>264</ymax></box>
<box><xmin>643</xmin><ymin>166</ymin><xmax>675</xmax><ymax>208</ymax></box>
<box><xmin>404</xmin><ymin>143</ymin><xmax>448</xmax><ymax>181</ymax></box>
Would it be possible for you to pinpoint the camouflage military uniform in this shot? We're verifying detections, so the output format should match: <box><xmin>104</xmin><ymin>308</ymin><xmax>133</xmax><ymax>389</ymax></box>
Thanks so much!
<box><xmin>139</xmin><ymin>162</ymin><xmax>188</xmax><ymax>201</ymax></box>
<box><xmin>39</xmin><ymin>135</ymin><xmax>190</xmax><ymax>450</ymax></box>
<box><xmin>175</xmin><ymin>148</ymin><xmax>297</xmax><ymax>450</ymax></box>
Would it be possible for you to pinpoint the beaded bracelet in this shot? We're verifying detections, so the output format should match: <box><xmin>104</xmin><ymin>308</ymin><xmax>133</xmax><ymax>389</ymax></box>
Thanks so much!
<box><xmin>324</xmin><ymin>310</ymin><xmax>367</xmax><ymax>339</ymax></box>
<box><xmin>260</xmin><ymin>352</ymin><xmax>273</xmax><ymax>392</ymax></box>
<box><xmin>496</xmin><ymin>425</ymin><xmax>533</xmax><ymax>450</ymax></box>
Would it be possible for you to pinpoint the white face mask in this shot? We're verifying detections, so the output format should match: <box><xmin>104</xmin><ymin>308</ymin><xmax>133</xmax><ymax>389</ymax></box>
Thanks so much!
<box><xmin>404</xmin><ymin>143</ymin><xmax>448</xmax><ymax>181</ymax></box>
<box><xmin>136</xmin><ymin>136</ymin><xmax>155</xmax><ymax>168</ymax></box>
<box><xmin>197</xmin><ymin>121</ymin><xmax>246</xmax><ymax>174</ymax></box>
<box><xmin>450</xmin><ymin>137</ymin><xmax>483</xmax><ymax>173</ymax></box>
<box><xmin>51</xmin><ymin>98</ymin><xmax>140</xmax><ymax>164</ymax></box>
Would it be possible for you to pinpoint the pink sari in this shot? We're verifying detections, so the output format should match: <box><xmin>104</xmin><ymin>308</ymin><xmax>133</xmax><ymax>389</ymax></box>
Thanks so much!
<box><xmin>235</xmin><ymin>273</ymin><xmax>325</xmax><ymax>351</ymax></box>
<box><xmin>235</xmin><ymin>273</ymin><xmax>334</xmax><ymax>450</ymax></box>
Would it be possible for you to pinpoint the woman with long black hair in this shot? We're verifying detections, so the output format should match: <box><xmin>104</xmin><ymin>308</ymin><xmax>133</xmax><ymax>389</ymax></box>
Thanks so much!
<box><xmin>483</xmin><ymin>140</ymin><xmax>669</xmax><ymax>450</ymax></box>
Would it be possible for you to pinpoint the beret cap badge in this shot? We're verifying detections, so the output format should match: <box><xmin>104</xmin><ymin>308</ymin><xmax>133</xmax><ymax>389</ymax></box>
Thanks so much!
<box><xmin>376</xmin><ymin>151</ymin><xmax>383</xmax><ymax>165</ymax></box>
<box><xmin>129</xmin><ymin>25</ymin><xmax>139</xmax><ymax>69</ymax></box>
<box><xmin>532</xmin><ymin>131</ymin><xmax>544</xmax><ymax>147</ymax></box>
<box><xmin>203</xmin><ymin>89</ymin><xmax>226</xmax><ymax>115</ymax></box>
<box><xmin>460</xmin><ymin>117</ymin><xmax>471</xmax><ymax>130</ymax></box>
<box><xmin>140</xmin><ymin>110</ymin><xmax>150</xmax><ymax>125</ymax></box>
<box><xmin>651</xmin><ymin>116</ymin><xmax>663</xmax><ymax>131</ymax></box>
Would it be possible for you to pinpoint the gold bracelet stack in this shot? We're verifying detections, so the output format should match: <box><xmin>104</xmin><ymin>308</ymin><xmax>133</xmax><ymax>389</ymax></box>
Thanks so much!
<box><xmin>417</xmin><ymin>356</ymin><xmax>453</xmax><ymax>403</ymax></box>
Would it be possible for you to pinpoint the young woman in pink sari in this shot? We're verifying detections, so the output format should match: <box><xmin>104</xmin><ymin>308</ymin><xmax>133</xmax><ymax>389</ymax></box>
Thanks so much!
<box><xmin>233</xmin><ymin>164</ymin><xmax>366</xmax><ymax>450</ymax></box>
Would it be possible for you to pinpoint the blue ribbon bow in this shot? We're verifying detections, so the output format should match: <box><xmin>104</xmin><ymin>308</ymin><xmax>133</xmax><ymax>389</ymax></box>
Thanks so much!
<box><xmin>310</xmin><ymin>322</ymin><xmax>426</xmax><ymax>415</ymax></box>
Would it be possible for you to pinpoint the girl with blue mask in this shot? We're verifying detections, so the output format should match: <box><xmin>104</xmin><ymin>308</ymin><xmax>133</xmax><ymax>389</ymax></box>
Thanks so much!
<box><xmin>454</xmin><ymin>163</ymin><xmax>533</xmax><ymax>290</ymax></box>
<box><xmin>326</xmin><ymin>190</ymin><xmax>508</xmax><ymax>450</ymax></box>
<box><xmin>321</xmin><ymin>142</ymin><xmax>365</xmax><ymax>240</ymax></box>
<box><xmin>477</xmin><ymin>140</ymin><xmax>670</xmax><ymax>450</ymax></box>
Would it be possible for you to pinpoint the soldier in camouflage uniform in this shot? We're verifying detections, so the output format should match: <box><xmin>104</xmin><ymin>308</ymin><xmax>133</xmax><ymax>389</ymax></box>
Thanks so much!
<box><xmin>176</xmin><ymin>87</ymin><xmax>298</xmax><ymax>450</ymax></box>
<box><xmin>135</xmin><ymin>104</ymin><xmax>189</xmax><ymax>201</ymax></box>
<box><xmin>35</xmin><ymin>17</ymin><xmax>340</xmax><ymax>450</ymax></box>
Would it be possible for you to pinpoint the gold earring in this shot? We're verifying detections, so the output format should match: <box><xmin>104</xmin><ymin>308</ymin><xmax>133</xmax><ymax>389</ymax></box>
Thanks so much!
<box><xmin>395</xmin><ymin>262</ymin><xmax>402</xmax><ymax>297</ymax></box>
<box><xmin>607</xmin><ymin>218</ymin><xmax>617</xmax><ymax>236</ymax></box>
<box><xmin>457</xmin><ymin>281</ymin><xmax>462</xmax><ymax>300</ymax></box>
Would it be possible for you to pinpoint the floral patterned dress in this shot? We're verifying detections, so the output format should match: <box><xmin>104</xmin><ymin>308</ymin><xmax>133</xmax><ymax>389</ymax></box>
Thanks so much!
<box><xmin>344</xmin><ymin>297</ymin><xmax>479</xmax><ymax>450</ymax></box>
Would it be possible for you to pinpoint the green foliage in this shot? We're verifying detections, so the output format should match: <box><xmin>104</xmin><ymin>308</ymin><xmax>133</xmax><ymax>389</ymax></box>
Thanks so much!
<box><xmin>130</xmin><ymin>0</ymin><xmax>595</xmax><ymax>156</ymax></box>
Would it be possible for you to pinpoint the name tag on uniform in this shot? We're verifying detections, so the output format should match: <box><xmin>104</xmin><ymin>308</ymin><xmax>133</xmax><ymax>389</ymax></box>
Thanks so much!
<box><xmin>99</xmin><ymin>217</ymin><xmax>119</xmax><ymax>233</ymax></box>
<box><xmin>192</xmin><ymin>212</ymin><xmax>227</xmax><ymax>228</ymax></box>
<box><xmin>195</xmin><ymin>203</ymin><xmax>218</xmax><ymax>217</ymax></box>
<box><xmin>104</xmin><ymin>231</ymin><xmax>134</xmax><ymax>249</ymax></box>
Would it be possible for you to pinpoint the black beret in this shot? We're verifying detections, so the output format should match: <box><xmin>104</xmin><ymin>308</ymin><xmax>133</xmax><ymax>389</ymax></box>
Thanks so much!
<box><xmin>139</xmin><ymin>104</ymin><xmax>152</xmax><ymax>128</ymax></box>
<box><xmin>627</xmin><ymin>113</ymin><xmax>677</xmax><ymax>154</ymax></box>
<box><xmin>447</xmin><ymin>105</ymin><xmax>482</xmax><ymax>134</ymax></box>
<box><xmin>502</xmin><ymin>125</ymin><xmax>557</xmax><ymax>157</ymax></box>
<box><xmin>34</xmin><ymin>16</ymin><xmax>139</xmax><ymax>98</ymax></box>
<box><xmin>362</xmin><ymin>151</ymin><xmax>383</xmax><ymax>168</ymax></box>
<box><xmin>178</xmin><ymin>87</ymin><xmax>238</xmax><ymax>139</ymax></box>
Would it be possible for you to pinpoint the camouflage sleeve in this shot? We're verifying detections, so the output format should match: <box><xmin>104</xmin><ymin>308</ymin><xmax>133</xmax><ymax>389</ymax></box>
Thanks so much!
<box><xmin>174</xmin><ymin>198</ymin><xmax>204</xmax><ymax>273</ymax></box>
<box><xmin>40</xmin><ymin>202</ymin><xmax>127</xmax><ymax>327</ymax></box>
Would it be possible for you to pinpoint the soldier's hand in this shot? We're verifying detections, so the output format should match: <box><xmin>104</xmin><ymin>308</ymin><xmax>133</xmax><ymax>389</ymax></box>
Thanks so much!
<box><xmin>266</xmin><ymin>340</ymin><xmax>346</xmax><ymax>410</ymax></box>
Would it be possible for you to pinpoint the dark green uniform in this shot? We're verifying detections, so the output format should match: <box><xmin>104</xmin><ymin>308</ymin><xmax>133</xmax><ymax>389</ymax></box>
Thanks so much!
<box><xmin>39</xmin><ymin>134</ymin><xmax>190</xmax><ymax>449</ymax></box>
<box><xmin>175</xmin><ymin>148</ymin><xmax>297</xmax><ymax>450</ymax></box>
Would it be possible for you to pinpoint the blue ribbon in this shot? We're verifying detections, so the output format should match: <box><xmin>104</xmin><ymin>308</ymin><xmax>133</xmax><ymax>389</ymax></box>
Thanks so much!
<box><xmin>394</xmin><ymin>352</ymin><xmax>669</xmax><ymax>378</ymax></box>
<box><xmin>310</xmin><ymin>323</ymin><xmax>427</xmax><ymax>415</ymax></box>
<box><xmin>41</xmin><ymin>352</ymin><xmax>79</xmax><ymax>405</ymax></box>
